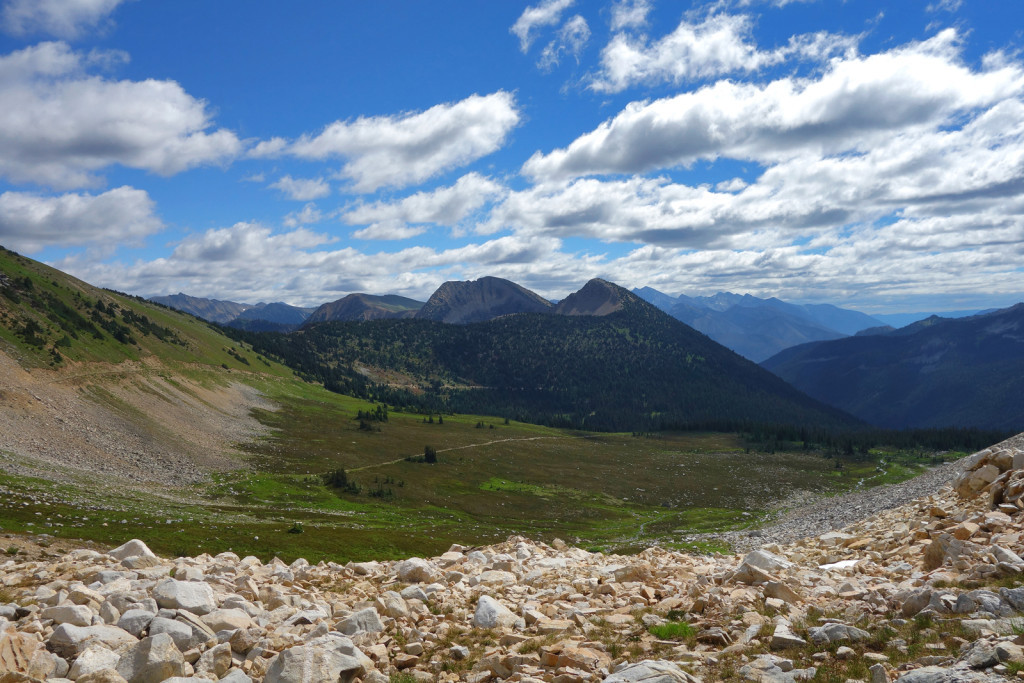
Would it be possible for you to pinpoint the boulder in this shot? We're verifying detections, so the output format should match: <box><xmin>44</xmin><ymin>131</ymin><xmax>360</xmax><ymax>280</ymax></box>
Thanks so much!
<box><xmin>770</xmin><ymin>622</ymin><xmax>806</xmax><ymax>650</ymax></box>
<box><xmin>200</xmin><ymin>609</ymin><xmax>252</xmax><ymax>633</ymax></box>
<box><xmin>336</xmin><ymin>608</ymin><xmax>383</xmax><ymax>636</ymax></box>
<box><xmin>219</xmin><ymin>670</ymin><xmax>252</xmax><ymax>683</ymax></box>
<box><xmin>807</xmin><ymin>623</ymin><xmax>870</xmax><ymax>645</ymax></box>
<box><xmin>77</xmin><ymin>670</ymin><xmax>130</xmax><ymax>683</ymax></box>
<box><xmin>116</xmin><ymin>611</ymin><xmax>155</xmax><ymax>639</ymax></box>
<box><xmin>473</xmin><ymin>596</ymin><xmax>519</xmax><ymax>630</ymax></box>
<box><xmin>263</xmin><ymin>634</ymin><xmax>367</xmax><ymax>683</ymax></box>
<box><xmin>194</xmin><ymin>642</ymin><xmax>231</xmax><ymax>679</ymax></box>
<box><xmin>108</xmin><ymin>540</ymin><xmax>158</xmax><ymax>562</ymax></box>
<box><xmin>741</xmin><ymin>550</ymin><xmax>794</xmax><ymax>573</ymax></box>
<box><xmin>764</xmin><ymin>582</ymin><xmax>801</xmax><ymax>605</ymax></box>
<box><xmin>115</xmin><ymin>633</ymin><xmax>186</xmax><ymax>683</ymax></box>
<box><xmin>146</xmin><ymin>619</ymin><xmax>198</xmax><ymax>653</ymax></box>
<box><xmin>48</xmin><ymin>625</ymin><xmax>137</xmax><ymax>659</ymax></box>
<box><xmin>374</xmin><ymin>592</ymin><xmax>408</xmax><ymax>619</ymax></box>
<box><xmin>41</xmin><ymin>605</ymin><xmax>94</xmax><ymax>627</ymax></box>
<box><xmin>151</xmin><ymin>579</ymin><xmax>216</xmax><ymax>616</ymax></box>
<box><xmin>394</xmin><ymin>558</ymin><xmax>435</xmax><ymax>583</ymax></box>
<box><xmin>604</xmin><ymin>659</ymin><xmax>701</xmax><ymax>683</ymax></box>
<box><xmin>68</xmin><ymin>646</ymin><xmax>120</xmax><ymax>681</ymax></box>
<box><xmin>0</xmin><ymin>628</ymin><xmax>42</xmax><ymax>674</ymax></box>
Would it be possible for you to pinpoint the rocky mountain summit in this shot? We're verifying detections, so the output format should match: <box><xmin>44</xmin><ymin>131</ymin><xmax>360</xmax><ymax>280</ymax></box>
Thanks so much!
<box><xmin>415</xmin><ymin>278</ymin><xmax>553</xmax><ymax>324</ymax></box>
<box><xmin>4</xmin><ymin>436</ymin><xmax>1024</xmax><ymax>683</ymax></box>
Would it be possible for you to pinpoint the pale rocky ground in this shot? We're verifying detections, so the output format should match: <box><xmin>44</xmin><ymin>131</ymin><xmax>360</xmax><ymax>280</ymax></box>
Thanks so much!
<box><xmin>0</xmin><ymin>352</ymin><xmax>274</xmax><ymax>486</ymax></box>
<box><xmin>4</xmin><ymin>436</ymin><xmax>1024</xmax><ymax>683</ymax></box>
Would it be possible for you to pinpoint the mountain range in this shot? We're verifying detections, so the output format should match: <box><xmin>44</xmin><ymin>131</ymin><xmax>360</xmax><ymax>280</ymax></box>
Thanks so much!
<box><xmin>762</xmin><ymin>305</ymin><xmax>1024</xmax><ymax>430</ymax></box>
<box><xmin>3</xmin><ymin>246</ymin><xmax>1022</xmax><ymax>432</ymax></box>
<box><xmin>229</xmin><ymin>277</ymin><xmax>858</xmax><ymax>432</ymax></box>
<box><xmin>151</xmin><ymin>283</ymin><xmax>990</xmax><ymax>365</ymax></box>
<box><xmin>632</xmin><ymin>287</ymin><xmax>883</xmax><ymax>362</ymax></box>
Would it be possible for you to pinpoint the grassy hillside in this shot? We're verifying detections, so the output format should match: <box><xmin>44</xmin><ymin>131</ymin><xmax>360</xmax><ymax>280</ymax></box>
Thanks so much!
<box><xmin>0</xmin><ymin>246</ymin><xmax>292</xmax><ymax>376</ymax></box>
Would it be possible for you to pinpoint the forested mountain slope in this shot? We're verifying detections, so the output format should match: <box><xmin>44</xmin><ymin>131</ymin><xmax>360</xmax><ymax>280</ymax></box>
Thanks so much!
<box><xmin>762</xmin><ymin>304</ymin><xmax>1024</xmax><ymax>430</ymax></box>
<box><xmin>235</xmin><ymin>280</ymin><xmax>859</xmax><ymax>432</ymax></box>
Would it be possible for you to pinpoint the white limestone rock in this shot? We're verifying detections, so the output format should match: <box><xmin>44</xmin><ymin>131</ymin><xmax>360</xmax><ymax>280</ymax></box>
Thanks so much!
<box><xmin>151</xmin><ymin>579</ymin><xmax>216</xmax><ymax>616</ymax></box>
<box><xmin>394</xmin><ymin>558</ymin><xmax>436</xmax><ymax>583</ymax></box>
<box><xmin>115</xmin><ymin>633</ymin><xmax>186</xmax><ymax>683</ymax></box>
<box><xmin>337</xmin><ymin>607</ymin><xmax>384</xmax><ymax>636</ymax></box>
<box><xmin>605</xmin><ymin>659</ymin><xmax>702</xmax><ymax>683</ymax></box>
<box><xmin>49</xmin><ymin>624</ymin><xmax>138</xmax><ymax>659</ymax></box>
<box><xmin>473</xmin><ymin>595</ymin><xmax>520</xmax><ymax>630</ymax></box>
<box><xmin>68</xmin><ymin>645</ymin><xmax>120</xmax><ymax>681</ymax></box>
<box><xmin>42</xmin><ymin>605</ymin><xmax>95</xmax><ymax>628</ymax></box>
<box><xmin>263</xmin><ymin>634</ymin><xmax>368</xmax><ymax>683</ymax></box>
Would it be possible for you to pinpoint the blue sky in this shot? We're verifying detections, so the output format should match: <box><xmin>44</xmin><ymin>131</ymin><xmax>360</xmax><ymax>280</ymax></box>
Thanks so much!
<box><xmin>0</xmin><ymin>0</ymin><xmax>1023</xmax><ymax>314</ymax></box>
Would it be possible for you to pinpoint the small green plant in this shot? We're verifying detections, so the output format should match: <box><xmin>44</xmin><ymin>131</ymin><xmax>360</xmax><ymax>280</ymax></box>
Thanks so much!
<box><xmin>287</xmin><ymin>522</ymin><xmax>304</xmax><ymax>534</ymax></box>
<box><xmin>648</xmin><ymin>622</ymin><xmax>696</xmax><ymax>640</ymax></box>
<box><xmin>5</xmin><ymin>545</ymin><xmax>18</xmax><ymax>555</ymax></box>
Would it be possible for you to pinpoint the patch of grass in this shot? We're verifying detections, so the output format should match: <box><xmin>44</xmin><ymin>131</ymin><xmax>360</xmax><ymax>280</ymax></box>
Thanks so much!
<box><xmin>648</xmin><ymin>621</ymin><xmax>696</xmax><ymax>640</ymax></box>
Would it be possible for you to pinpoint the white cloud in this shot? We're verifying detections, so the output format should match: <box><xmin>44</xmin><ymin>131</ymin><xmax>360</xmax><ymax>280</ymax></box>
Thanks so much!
<box><xmin>247</xmin><ymin>137</ymin><xmax>287</xmax><ymax>159</ymax></box>
<box><xmin>2</xmin><ymin>0</ymin><xmax>129</xmax><ymax>39</ymax></box>
<box><xmin>286</xmin><ymin>91</ymin><xmax>520</xmax><ymax>193</ymax></box>
<box><xmin>529</xmin><ymin>30</ymin><xmax>1024</xmax><ymax>180</ymax></box>
<box><xmin>539</xmin><ymin>14</ymin><xmax>591</xmax><ymax>70</ymax></box>
<box><xmin>590</xmin><ymin>12</ymin><xmax>857</xmax><ymax>93</ymax></box>
<box><xmin>0</xmin><ymin>185</ymin><xmax>161</xmax><ymax>253</ymax></box>
<box><xmin>510</xmin><ymin>0</ymin><xmax>575</xmax><ymax>53</ymax></box>
<box><xmin>715</xmin><ymin>177</ymin><xmax>748</xmax><ymax>192</ymax></box>
<box><xmin>927</xmin><ymin>0</ymin><xmax>963</xmax><ymax>12</ymax></box>
<box><xmin>343</xmin><ymin>173</ymin><xmax>505</xmax><ymax>239</ymax></box>
<box><xmin>0</xmin><ymin>41</ymin><xmax>242</xmax><ymax>189</ymax></box>
<box><xmin>351</xmin><ymin>222</ymin><xmax>429</xmax><ymax>241</ymax></box>
<box><xmin>610</xmin><ymin>0</ymin><xmax>651</xmax><ymax>31</ymax></box>
<box><xmin>269</xmin><ymin>175</ymin><xmax>330</xmax><ymax>201</ymax></box>
<box><xmin>283</xmin><ymin>203</ymin><xmax>327</xmax><ymax>228</ymax></box>
<box><xmin>56</xmin><ymin>222</ymin><xmax>565</xmax><ymax>305</ymax></box>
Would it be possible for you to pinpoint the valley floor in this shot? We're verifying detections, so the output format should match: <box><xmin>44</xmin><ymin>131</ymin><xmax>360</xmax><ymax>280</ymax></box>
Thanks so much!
<box><xmin>1</xmin><ymin>434</ymin><xmax>1024</xmax><ymax>682</ymax></box>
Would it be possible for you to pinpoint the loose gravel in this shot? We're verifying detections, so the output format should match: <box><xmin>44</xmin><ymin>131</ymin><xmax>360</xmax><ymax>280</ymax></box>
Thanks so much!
<box><xmin>711</xmin><ymin>432</ymin><xmax>1024</xmax><ymax>552</ymax></box>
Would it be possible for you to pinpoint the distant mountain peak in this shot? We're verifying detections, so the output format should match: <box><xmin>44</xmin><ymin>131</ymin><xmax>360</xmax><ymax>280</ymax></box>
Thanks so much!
<box><xmin>306</xmin><ymin>293</ymin><xmax>423</xmax><ymax>324</ymax></box>
<box><xmin>555</xmin><ymin>278</ymin><xmax>637</xmax><ymax>317</ymax></box>
<box><xmin>415</xmin><ymin>276</ymin><xmax>552</xmax><ymax>324</ymax></box>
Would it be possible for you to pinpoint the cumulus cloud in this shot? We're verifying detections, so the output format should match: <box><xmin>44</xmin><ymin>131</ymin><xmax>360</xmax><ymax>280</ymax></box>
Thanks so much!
<box><xmin>590</xmin><ymin>12</ymin><xmax>857</xmax><ymax>93</ymax></box>
<box><xmin>0</xmin><ymin>41</ymin><xmax>242</xmax><ymax>189</ymax></box>
<box><xmin>286</xmin><ymin>91</ymin><xmax>520</xmax><ymax>193</ymax></box>
<box><xmin>56</xmin><ymin>222</ymin><xmax>566</xmax><ymax>305</ymax></box>
<box><xmin>0</xmin><ymin>185</ymin><xmax>161</xmax><ymax>253</ymax></box>
<box><xmin>343</xmin><ymin>173</ymin><xmax>505</xmax><ymax>240</ymax></box>
<box><xmin>610</xmin><ymin>0</ymin><xmax>651</xmax><ymax>31</ymax></box>
<box><xmin>269</xmin><ymin>175</ymin><xmax>330</xmax><ymax>201</ymax></box>
<box><xmin>528</xmin><ymin>30</ymin><xmax>1024</xmax><ymax>180</ymax></box>
<box><xmin>2</xmin><ymin>0</ymin><xmax>129</xmax><ymax>39</ymax></box>
<box><xmin>283</xmin><ymin>203</ymin><xmax>328</xmax><ymax>228</ymax></box>
<box><xmin>538</xmin><ymin>14</ymin><xmax>591</xmax><ymax>70</ymax></box>
<box><xmin>510</xmin><ymin>0</ymin><xmax>575</xmax><ymax>52</ymax></box>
